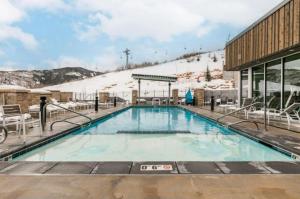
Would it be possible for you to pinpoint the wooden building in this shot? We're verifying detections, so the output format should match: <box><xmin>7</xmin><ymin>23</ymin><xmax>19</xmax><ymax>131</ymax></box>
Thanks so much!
<box><xmin>225</xmin><ymin>0</ymin><xmax>300</xmax><ymax>71</ymax></box>
<box><xmin>225</xmin><ymin>0</ymin><xmax>300</xmax><ymax>109</ymax></box>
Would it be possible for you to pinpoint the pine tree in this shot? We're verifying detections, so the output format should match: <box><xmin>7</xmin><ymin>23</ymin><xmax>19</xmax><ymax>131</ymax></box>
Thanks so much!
<box><xmin>212</xmin><ymin>54</ymin><xmax>218</xmax><ymax>62</ymax></box>
<box><xmin>205</xmin><ymin>66</ymin><xmax>212</xmax><ymax>82</ymax></box>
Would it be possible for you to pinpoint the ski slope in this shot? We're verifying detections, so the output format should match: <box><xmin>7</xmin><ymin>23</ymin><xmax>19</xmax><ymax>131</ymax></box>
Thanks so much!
<box><xmin>44</xmin><ymin>50</ymin><xmax>234</xmax><ymax>96</ymax></box>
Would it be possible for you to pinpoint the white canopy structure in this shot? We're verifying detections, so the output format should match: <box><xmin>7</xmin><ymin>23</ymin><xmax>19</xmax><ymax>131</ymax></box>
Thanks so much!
<box><xmin>132</xmin><ymin>74</ymin><xmax>178</xmax><ymax>104</ymax></box>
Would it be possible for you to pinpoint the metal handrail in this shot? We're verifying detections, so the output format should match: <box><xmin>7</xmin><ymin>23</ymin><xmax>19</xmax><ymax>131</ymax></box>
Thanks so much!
<box><xmin>43</xmin><ymin>103</ymin><xmax>93</xmax><ymax>131</ymax></box>
<box><xmin>0</xmin><ymin>126</ymin><xmax>8</xmax><ymax>144</ymax></box>
<box><xmin>217</xmin><ymin>102</ymin><xmax>263</xmax><ymax>122</ymax></box>
<box><xmin>227</xmin><ymin>120</ymin><xmax>260</xmax><ymax>130</ymax></box>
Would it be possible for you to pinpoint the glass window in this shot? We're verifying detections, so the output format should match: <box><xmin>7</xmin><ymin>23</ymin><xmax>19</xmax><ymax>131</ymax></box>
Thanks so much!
<box><xmin>241</xmin><ymin>69</ymin><xmax>248</xmax><ymax>99</ymax></box>
<box><xmin>266</xmin><ymin>60</ymin><xmax>281</xmax><ymax>110</ymax></box>
<box><xmin>252</xmin><ymin>65</ymin><xmax>264</xmax><ymax>102</ymax></box>
<box><xmin>284</xmin><ymin>53</ymin><xmax>300</xmax><ymax>108</ymax></box>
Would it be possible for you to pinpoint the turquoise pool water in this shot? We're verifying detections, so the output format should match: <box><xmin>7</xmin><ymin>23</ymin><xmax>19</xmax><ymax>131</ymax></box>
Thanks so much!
<box><xmin>15</xmin><ymin>107</ymin><xmax>293</xmax><ymax>161</ymax></box>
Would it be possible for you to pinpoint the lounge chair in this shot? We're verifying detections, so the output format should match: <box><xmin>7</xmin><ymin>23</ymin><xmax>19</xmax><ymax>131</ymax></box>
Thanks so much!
<box><xmin>137</xmin><ymin>99</ymin><xmax>147</xmax><ymax>105</ymax></box>
<box><xmin>29</xmin><ymin>104</ymin><xmax>61</xmax><ymax>119</ymax></box>
<box><xmin>152</xmin><ymin>98</ymin><xmax>161</xmax><ymax>105</ymax></box>
<box><xmin>227</xmin><ymin>99</ymin><xmax>234</xmax><ymax>105</ymax></box>
<box><xmin>0</xmin><ymin>105</ymin><xmax>42</xmax><ymax>143</ymax></box>
<box><xmin>268</xmin><ymin>103</ymin><xmax>300</xmax><ymax>127</ymax></box>
<box><xmin>215</xmin><ymin>98</ymin><xmax>222</xmax><ymax>105</ymax></box>
<box><xmin>247</xmin><ymin>103</ymin><xmax>300</xmax><ymax>127</ymax></box>
<box><xmin>227</xmin><ymin>98</ymin><xmax>254</xmax><ymax>117</ymax></box>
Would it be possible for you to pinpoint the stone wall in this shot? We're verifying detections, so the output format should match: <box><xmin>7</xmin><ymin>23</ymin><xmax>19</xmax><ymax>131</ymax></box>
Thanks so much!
<box><xmin>29</xmin><ymin>92</ymin><xmax>52</xmax><ymax>105</ymax></box>
<box><xmin>49</xmin><ymin>90</ymin><xmax>61</xmax><ymax>101</ymax></box>
<box><xmin>172</xmin><ymin>89</ymin><xmax>179</xmax><ymax>105</ymax></box>
<box><xmin>60</xmin><ymin>92</ymin><xmax>73</xmax><ymax>102</ymax></box>
<box><xmin>194</xmin><ymin>89</ymin><xmax>205</xmax><ymax>107</ymax></box>
<box><xmin>132</xmin><ymin>90</ymin><xmax>138</xmax><ymax>105</ymax></box>
<box><xmin>0</xmin><ymin>89</ymin><xmax>30</xmax><ymax>112</ymax></box>
<box><xmin>99</xmin><ymin>92</ymin><xmax>109</xmax><ymax>103</ymax></box>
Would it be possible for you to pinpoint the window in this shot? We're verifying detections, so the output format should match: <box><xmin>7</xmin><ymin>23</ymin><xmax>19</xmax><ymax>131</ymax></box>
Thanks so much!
<box><xmin>241</xmin><ymin>69</ymin><xmax>248</xmax><ymax>99</ymax></box>
<box><xmin>266</xmin><ymin>60</ymin><xmax>281</xmax><ymax>110</ymax></box>
<box><xmin>284</xmin><ymin>54</ymin><xmax>300</xmax><ymax>108</ymax></box>
<box><xmin>252</xmin><ymin>65</ymin><xmax>264</xmax><ymax>102</ymax></box>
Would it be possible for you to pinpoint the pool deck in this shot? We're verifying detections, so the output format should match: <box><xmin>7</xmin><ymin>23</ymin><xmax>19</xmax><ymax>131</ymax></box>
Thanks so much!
<box><xmin>0</xmin><ymin>175</ymin><xmax>300</xmax><ymax>199</ymax></box>
<box><xmin>1</xmin><ymin>105</ymin><xmax>300</xmax><ymax>198</ymax></box>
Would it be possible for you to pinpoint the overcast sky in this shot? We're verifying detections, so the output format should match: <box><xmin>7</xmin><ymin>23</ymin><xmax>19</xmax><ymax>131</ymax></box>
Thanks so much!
<box><xmin>0</xmin><ymin>0</ymin><xmax>282</xmax><ymax>71</ymax></box>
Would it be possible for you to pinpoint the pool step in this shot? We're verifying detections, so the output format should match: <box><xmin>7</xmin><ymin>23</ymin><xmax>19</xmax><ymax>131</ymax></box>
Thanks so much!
<box><xmin>117</xmin><ymin>131</ymin><xmax>191</xmax><ymax>134</ymax></box>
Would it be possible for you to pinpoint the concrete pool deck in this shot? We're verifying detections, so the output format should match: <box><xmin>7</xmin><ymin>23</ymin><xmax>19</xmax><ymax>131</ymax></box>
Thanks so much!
<box><xmin>0</xmin><ymin>175</ymin><xmax>300</xmax><ymax>199</ymax></box>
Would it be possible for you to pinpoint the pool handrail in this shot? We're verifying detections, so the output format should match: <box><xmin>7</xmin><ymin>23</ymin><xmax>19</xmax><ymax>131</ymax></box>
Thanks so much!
<box><xmin>43</xmin><ymin>103</ymin><xmax>93</xmax><ymax>131</ymax></box>
<box><xmin>226</xmin><ymin>120</ymin><xmax>259</xmax><ymax>130</ymax></box>
<box><xmin>217</xmin><ymin>102</ymin><xmax>263</xmax><ymax>122</ymax></box>
<box><xmin>216</xmin><ymin>102</ymin><xmax>264</xmax><ymax>130</ymax></box>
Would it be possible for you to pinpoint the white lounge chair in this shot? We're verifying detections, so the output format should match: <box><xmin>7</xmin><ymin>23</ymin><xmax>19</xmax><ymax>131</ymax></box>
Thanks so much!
<box><xmin>1</xmin><ymin>105</ymin><xmax>42</xmax><ymax>143</ymax></box>
<box><xmin>248</xmin><ymin>103</ymin><xmax>300</xmax><ymax>127</ymax></box>
<box><xmin>137</xmin><ymin>99</ymin><xmax>147</xmax><ymax>104</ymax></box>
<box><xmin>268</xmin><ymin>103</ymin><xmax>300</xmax><ymax>127</ymax></box>
<box><xmin>152</xmin><ymin>98</ymin><xmax>161</xmax><ymax>105</ymax></box>
<box><xmin>227</xmin><ymin>98</ymin><xmax>254</xmax><ymax>117</ymax></box>
<box><xmin>29</xmin><ymin>104</ymin><xmax>61</xmax><ymax>119</ymax></box>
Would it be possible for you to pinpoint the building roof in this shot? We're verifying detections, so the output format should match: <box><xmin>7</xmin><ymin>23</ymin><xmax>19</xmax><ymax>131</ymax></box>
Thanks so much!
<box><xmin>132</xmin><ymin>74</ymin><xmax>177</xmax><ymax>82</ymax></box>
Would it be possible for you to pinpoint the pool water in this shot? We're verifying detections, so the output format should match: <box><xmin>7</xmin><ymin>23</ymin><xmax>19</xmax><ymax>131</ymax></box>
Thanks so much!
<box><xmin>15</xmin><ymin>107</ymin><xmax>293</xmax><ymax>162</ymax></box>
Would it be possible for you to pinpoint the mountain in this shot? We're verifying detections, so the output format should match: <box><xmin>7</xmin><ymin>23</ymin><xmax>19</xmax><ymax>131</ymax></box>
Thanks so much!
<box><xmin>0</xmin><ymin>67</ymin><xmax>102</xmax><ymax>88</ymax></box>
<box><xmin>44</xmin><ymin>50</ymin><xmax>235</xmax><ymax>100</ymax></box>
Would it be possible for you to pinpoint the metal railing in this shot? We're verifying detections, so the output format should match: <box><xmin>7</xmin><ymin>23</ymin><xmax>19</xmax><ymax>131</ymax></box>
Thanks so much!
<box><xmin>43</xmin><ymin>103</ymin><xmax>93</xmax><ymax>131</ymax></box>
<box><xmin>216</xmin><ymin>102</ymin><xmax>264</xmax><ymax>130</ymax></box>
<box><xmin>226</xmin><ymin>120</ymin><xmax>260</xmax><ymax>130</ymax></box>
<box><xmin>0</xmin><ymin>126</ymin><xmax>8</xmax><ymax>144</ymax></box>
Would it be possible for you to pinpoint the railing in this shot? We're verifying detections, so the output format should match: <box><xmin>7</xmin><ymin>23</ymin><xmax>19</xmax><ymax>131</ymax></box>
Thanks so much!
<box><xmin>0</xmin><ymin>126</ymin><xmax>8</xmax><ymax>144</ymax></box>
<box><xmin>216</xmin><ymin>102</ymin><xmax>263</xmax><ymax>122</ymax></box>
<box><xmin>226</xmin><ymin>120</ymin><xmax>260</xmax><ymax>130</ymax></box>
<box><xmin>216</xmin><ymin>102</ymin><xmax>264</xmax><ymax>130</ymax></box>
<box><xmin>43</xmin><ymin>103</ymin><xmax>93</xmax><ymax>131</ymax></box>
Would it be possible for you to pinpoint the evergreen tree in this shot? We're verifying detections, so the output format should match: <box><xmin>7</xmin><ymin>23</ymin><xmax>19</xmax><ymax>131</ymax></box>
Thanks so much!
<box><xmin>212</xmin><ymin>54</ymin><xmax>218</xmax><ymax>62</ymax></box>
<box><xmin>205</xmin><ymin>66</ymin><xmax>212</xmax><ymax>82</ymax></box>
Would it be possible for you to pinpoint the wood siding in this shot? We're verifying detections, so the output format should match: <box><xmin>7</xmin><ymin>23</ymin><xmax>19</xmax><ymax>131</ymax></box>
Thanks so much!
<box><xmin>225</xmin><ymin>0</ymin><xmax>300</xmax><ymax>71</ymax></box>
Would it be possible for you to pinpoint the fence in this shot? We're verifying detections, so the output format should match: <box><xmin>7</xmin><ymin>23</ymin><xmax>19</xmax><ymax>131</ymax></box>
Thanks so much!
<box><xmin>72</xmin><ymin>89</ymin><xmax>238</xmax><ymax>104</ymax></box>
<box><xmin>204</xmin><ymin>90</ymin><xmax>238</xmax><ymax>104</ymax></box>
<box><xmin>73</xmin><ymin>92</ymin><xmax>97</xmax><ymax>101</ymax></box>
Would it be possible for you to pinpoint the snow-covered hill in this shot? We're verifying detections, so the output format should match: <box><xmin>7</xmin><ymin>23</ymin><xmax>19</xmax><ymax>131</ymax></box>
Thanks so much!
<box><xmin>44</xmin><ymin>50</ymin><xmax>234</xmax><ymax>97</ymax></box>
<box><xmin>0</xmin><ymin>67</ymin><xmax>101</xmax><ymax>88</ymax></box>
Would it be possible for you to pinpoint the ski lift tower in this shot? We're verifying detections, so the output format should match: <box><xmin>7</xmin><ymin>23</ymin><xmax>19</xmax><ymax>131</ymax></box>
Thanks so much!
<box><xmin>123</xmin><ymin>48</ymin><xmax>131</xmax><ymax>69</ymax></box>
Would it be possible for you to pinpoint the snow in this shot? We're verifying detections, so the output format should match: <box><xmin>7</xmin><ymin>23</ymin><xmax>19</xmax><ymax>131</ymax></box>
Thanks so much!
<box><xmin>44</xmin><ymin>51</ymin><xmax>226</xmax><ymax>93</ymax></box>
<box><xmin>30</xmin><ymin>89</ymin><xmax>51</xmax><ymax>94</ymax></box>
<box><xmin>66</xmin><ymin>72</ymin><xmax>82</xmax><ymax>77</ymax></box>
<box><xmin>43</xmin><ymin>50</ymin><xmax>235</xmax><ymax>101</ymax></box>
<box><xmin>0</xmin><ymin>84</ymin><xmax>28</xmax><ymax>90</ymax></box>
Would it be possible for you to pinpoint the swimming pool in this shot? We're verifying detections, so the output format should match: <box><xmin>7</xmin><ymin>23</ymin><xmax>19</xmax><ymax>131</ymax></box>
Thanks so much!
<box><xmin>15</xmin><ymin>106</ymin><xmax>294</xmax><ymax>162</ymax></box>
